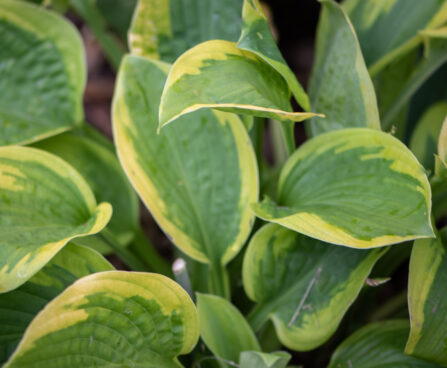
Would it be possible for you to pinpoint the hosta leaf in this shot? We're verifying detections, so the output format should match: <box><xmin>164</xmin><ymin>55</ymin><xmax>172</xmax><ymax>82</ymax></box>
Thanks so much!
<box><xmin>32</xmin><ymin>126</ymin><xmax>139</xmax><ymax>253</ymax></box>
<box><xmin>243</xmin><ymin>224</ymin><xmax>386</xmax><ymax>351</ymax></box>
<box><xmin>237</xmin><ymin>0</ymin><xmax>310</xmax><ymax>112</ymax></box>
<box><xmin>344</xmin><ymin>0</ymin><xmax>447</xmax><ymax>75</ymax></box>
<box><xmin>158</xmin><ymin>40</ymin><xmax>321</xmax><ymax>129</ymax></box>
<box><xmin>328</xmin><ymin>320</ymin><xmax>440</xmax><ymax>368</ymax></box>
<box><xmin>4</xmin><ymin>272</ymin><xmax>199</xmax><ymax>368</ymax></box>
<box><xmin>0</xmin><ymin>0</ymin><xmax>85</xmax><ymax>145</ymax></box>
<box><xmin>96</xmin><ymin>0</ymin><xmax>137</xmax><ymax>39</ymax></box>
<box><xmin>239</xmin><ymin>351</ymin><xmax>291</xmax><ymax>368</ymax></box>
<box><xmin>307</xmin><ymin>0</ymin><xmax>380</xmax><ymax>136</ymax></box>
<box><xmin>410</xmin><ymin>102</ymin><xmax>447</xmax><ymax>171</ymax></box>
<box><xmin>406</xmin><ymin>227</ymin><xmax>447</xmax><ymax>365</ymax></box>
<box><xmin>252</xmin><ymin>128</ymin><xmax>433</xmax><ymax>248</ymax></box>
<box><xmin>0</xmin><ymin>146</ymin><xmax>112</xmax><ymax>293</ymax></box>
<box><xmin>113</xmin><ymin>55</ymin><xmax>258</xmax><ymax>266</ymax></box>
<box><xmin>438</xmin><ymin>114</ymin><xmax>447</xmax><ymax>165</ymax></box>
<box><xmin>129</xmin><ymin>0</ymin><xmax>243</xmax><ymax>63</ymax></box>
<box><xmin>0</xmin><ymin>243</ymin><xmax>113</xmax><ymax>365</ymax></box>
<box><xmin>197</xmin><ymin>294</ymin><xmax>260</xmax><ymax>364</ymax></box>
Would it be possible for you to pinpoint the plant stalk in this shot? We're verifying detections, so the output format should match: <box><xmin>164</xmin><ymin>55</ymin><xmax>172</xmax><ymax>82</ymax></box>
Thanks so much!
<box><xmin>247</xmin><ymin>302</ymin><xmax>272</xmax><ymax>332</ymax></box>
<box><xmin>209</xmin><ymin>263</ymin><xmax>230</xmax><ymax>300</ymax></box>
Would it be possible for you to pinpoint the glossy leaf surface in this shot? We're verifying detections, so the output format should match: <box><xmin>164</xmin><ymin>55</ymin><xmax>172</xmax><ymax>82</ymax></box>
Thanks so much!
<box><xmin>252</xmin><ymin>128</ymin><xmax>433</xmax><ymax>248</ymax></box>
<box><xmin>197</xmin><ymin>294</ymin><xmax>260</xmax><ymax>364</ymax></box>
<box><xmin>238</xmin><ymin>0</ymin><xmax>310</xmax><ymax>111</ymax></box>
<box><xmin>33</xmin><ymin>126</ymin><xmax>139</xmax><ymax>253</ymax></box>
<box><xmin>239</xmin><ymin>351</ymin><xmax>291</xmax><ymax>368</ymax></box>
<box><xmin>159</xmin><ymin>40</ymin><xmax>321</xmax><ymax>128</ymax></box>
<box><xmin>0</xmin><ymin>146</ymin><xmax>112</xmax><ymax>293</ymax></box>
<box><xmin>0</xmin><ymin>0</ymin><xmax>85</xmax><ymax>145</ymax></box>
<box><xmin>243</xmin><ymin>224</ymin><xmax>386</xmax><ymax>351</ymax></box>
<box><xmin>4</xmin><ymin>272</ymin><xmax>199</xmax><ymax>368</ymax></box>
<box><xmin>406</xmin><ymin>227</ymin><xmax>447</xmax><ymax>365</ymax></box>
<box><xmin>328</xmin><ymin>320</ymin><xmax>440</xmax><ymax>368</ymax></box>
<box><xmin>308</xmin><ymin>0</ymin><xmax>380</xmax><ymax>136</ymax></box>
<box><xmin>113</xmin><ymin>55</ymin><xmax>258</xmax><ymax>265</ymax></box>
<box><xmin>0</xmin><ymin>243</ymin><xmax>113</xmax><ymax>364</ymax></box>
<box><xmin>129</xmin><ymin>0</ymin><xmax>243</xmax><ymax>63</ymax></box>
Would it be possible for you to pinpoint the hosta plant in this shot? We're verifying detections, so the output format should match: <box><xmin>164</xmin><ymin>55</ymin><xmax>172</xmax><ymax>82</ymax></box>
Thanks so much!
<box><xmin>1</xmin><ymin>0</ymin><xmax>447</xmax><ymax>367</ymax></box>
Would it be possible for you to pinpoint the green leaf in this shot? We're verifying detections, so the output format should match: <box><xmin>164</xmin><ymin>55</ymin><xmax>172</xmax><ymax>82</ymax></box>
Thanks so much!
<box><xmin>409</xmin><ymin>102</ymin><xmax>447</xmax><ymax>172</ymax></box>
<box><xmin>4</xmin><ymin>272</ymin><xmax>199</xmax><ymax>368</ymax></box>
<box><xmin>96</xmin><ymin>0</ymin><xmax>137</xmax><ymax>39</ymax></box>
<box><xmin>252</xmin><ymin>128</ymin><xmax>433</xmax><ymax>248</ymax></box>
<box><xmin>328</xmin><ymin>320</ymin><xmax>440</xmax><ymax>368</ymax></box>
<box><xmin>243</xmin><ymin>224</ymin><xmax>386</xmax><ymax>351</ymax></box>
<box><xmin>197</xmin><ymin>294</ymin><xmax>260</xmax><ymax>364</ymax></box>
<box><xmin>0</xmin><ymin>243</ymin><xmax>113</xmax><ymax>365</ymax></box>
<box><xmin>158</xmin><ymin>40</ymin><xmax>322</xmax><ymax>129</ymax></box>
<box><xmin>307</xmin><ymin>0</ymin><xmax>380</xmax><ymax>136</ymax></box>
<box><xmin>32</xmin><ymin>126</ymin><xmax>139</xmax><ymax>253</ymax></box>
<box><xmin>0</xmin><ymin>0</ymin><xmax>85</xmax><ymax>146</ymax></box>
<box><xmin>0</xmin><ymin>146</ymin><xmax>112</xmax><ymax>293</ymax></box>
<box><xmin>237</xmin><ymin>0</ymin><xmax>310</xmax><ymax>112</ymax></box>
<box><xmin>239</xmin><ymin>351</ymin><xmax>291</xmax><ymax>368</ymax></box>
<box><xmin>406</xmin><ymin>227</ymin><xmax>447</xmax><ymax>365</ymax></box>
<box><xmin>344</xmin><ymin>0</ymin><xmax>447</xmax><ymax>75</ymax></box>
<box><xmin>438</xmin><ymin>113</ymin><xmax>447</xmax><ymax>165</ymax></box>
<box><xmin>129</xmin><ymin>0</ymin><xmax>243</xmax><ymax>63</ymax></box>
<box><xmin>113</xmin><ymin>55</ymin><xmax>258</xmax><ymax>267</ymax></box>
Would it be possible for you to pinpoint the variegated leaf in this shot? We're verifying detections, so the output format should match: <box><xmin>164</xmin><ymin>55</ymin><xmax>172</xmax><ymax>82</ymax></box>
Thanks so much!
<box><xmin>239</xmin><ymin>351</ymin><xmax>291</xmax><ymax>368</ymax></box>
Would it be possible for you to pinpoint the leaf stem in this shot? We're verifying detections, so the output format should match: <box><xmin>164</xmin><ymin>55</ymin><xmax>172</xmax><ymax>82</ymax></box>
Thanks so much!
<box><xmin>247</xmin><ymin>302</ymin><xmax>272</xmax><ymax>332</ymax></box>
<box><xmin>209</xmin><ymin>263</ymin><xmax>230</xmax><ymax>300</ymax></box>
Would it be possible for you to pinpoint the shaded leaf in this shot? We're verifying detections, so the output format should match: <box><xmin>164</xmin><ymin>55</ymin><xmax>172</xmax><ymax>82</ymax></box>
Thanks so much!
<box><xmin>0</xmin><ymin>0</ymin><xmax>85</xmax><ymax>145</ymax></box>
<box><xmin>307</xmin><ymin>0</ymin><xmax>380</xmax><ymax>136</ymax></box>
<box><xmin>243</xmin><ymin>224</ymin><xmax>386</xmax><ymax>351</ymax></box>
<box><xmin>0</xmin><ymin>243</ymin><xmax>113</xmax><ymax>364</ymax></box>
<box><xmin>4</xmin><ymin>272</ymin><xmax>199</xmax><ymax>368</ymax></box>
<box><xmin>0</xmin><ymin>146</ymin><xmax>112</xmax><ymax>292</ymax></box>
<box><xmin>159</xmin><ymin>40</ymin><xmax>321</xmax><ymax>129</ymax></box>
<box><xmin>252</xmin><ymin>128</ymin><xmax>433</xmax><ymax>248</ymax></box>
<box><xmin>239</xmin><ymin>351</ymin><xmax>291</xmax><ymax>368</ymax></box>
<box><xmin>197</xmin><ymin>293</ymin><xmax>260</xmax><ymax>364</ymax></box>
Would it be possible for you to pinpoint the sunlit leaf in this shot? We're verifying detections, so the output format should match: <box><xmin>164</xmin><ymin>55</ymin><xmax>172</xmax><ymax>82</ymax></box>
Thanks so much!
<box><xmin>252</xmin><ymin>128</ymin><xmax>433</xmax><ymax>248</ymax></box>
<box><xmin>0</xmin><ymin>243</ymin><xmax>113</xmax><ymax>364</ymax></box>
<box><xmin>197</xmin><ymin>293</ymin><xmax>260</xmax><ymax>364</ymax></box>
<box><xmin>4</xmin><ymin>272</ymin><xmax>199</xmax><ymax>368</ymax></box>
<box><xmin>239</xmin><ymin>351</ymin><xmax>291</xmax><ymax>368</ymax></box>
<box><xmin>0</xmin><ymin>0</ymin><xmax>85</xmax><ymax>145</ymax></box>
<box><xmin>307</xmin><ymin>0</ymin><xmax>380</xmax><ymax>136</ymax></box>
<box><xmin>243</xmin><ymin>224</ymin><xmax>386</xmax><ymax>351</ymax></box>
<box><xmin>0</xmin><ymin>146</ymin><xmax>112</xmax><ymax>292</ymax></box>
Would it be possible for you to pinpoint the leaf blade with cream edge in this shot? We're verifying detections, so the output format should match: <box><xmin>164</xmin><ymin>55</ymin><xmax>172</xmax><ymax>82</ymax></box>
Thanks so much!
<box><xmin>237</xmin><ymin>0</ymin><xmax>310</xmax><ymax>112</ymax></box>
<box><xmin>197</xmin><ymin>293</ymin><xmax>260</xmax><ymax>364</ymax></box>
<box><xmin>307</xmin><ymin>0</ymin><xmax>380</xmax><ymax>136</ymax></box>
<box><xmin>344</xmin><ymin>0</ymin><xmax>447</xmax><ymax>75</ymax></box>
<box><xmin>243</xmin><ymin>224</ymin><xmax>386</xmax><ymax>351</ymax></box>
<box><xmin>406</xmin><ymin>227</ymin><xmax>447</xmax><ymax>365</ymax></box>
<box><xmin>113</xmin><ymin>55</ymin><xmax>258</xmax><ymax>267</ymax></box>
<box><xmin>0</xmin><ymin>0</ymin><xmax>85</xmax><ymax>146</ymax></box>
<box><xmin>0</xmin><ymin>243</ymin><xmax>114</xmax><ymax>365</ymax></box>
<box><xmin>252</xmin><ymin>128</ymin><xmax>433</xmax><ymax>248</ymax></box>
<box><xmin>158</xmin><ymin>40</ymin><xmax>321</xmax><ymax>129</ymax></box>
<box><xmin>32</xmin><ymin>126</ymin><xmax>139</xmax><ymax>253</ymax></box>
<box><xmin>129</xmin><ymin>0</ymin><xmax>243</xmax><ymax>63</ymax></box>
<box><xmin>0</xmin><ymin>146</ymin><xmax>112</xmax><ymax>293</ymax></box>
<box><xmin>328</xmin><ymin>320</ymin><xmax>440</xmax><ymax>368</ymax></box>
<box><xmin>4</xmin><ymin>272</ymin><xmax>199</xmax><ymax>368</ymax></box>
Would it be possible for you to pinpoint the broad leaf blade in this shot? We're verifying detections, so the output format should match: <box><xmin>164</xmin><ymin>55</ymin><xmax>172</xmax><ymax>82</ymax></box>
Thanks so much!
<box><xmin>0</xmin><ymin>146</ymin><xmax>112</xmax><ymax>292</ymax></box>
<box><xmin>32</xmin><ymin>126</ymin><xmax>139</xmax><ymax>253</ymax></box>
<box><xmin>0</xmin><ymin>243</ymin><xmax>113</xmax><ymax>365</ymax></box>
<box><xmin>329</xmin><ymin>320</ymin><xmax>440</xmax><ymax>368</ymax></box>
<box><xmin>197</xmin><ymin>294</ymin><xmax>260</xmax><ymax>364</ymax></box>
<box><xmin>4</xmin><ymin>272</ymin><xmax>199</xmax><ymax>368</ymax></box>
<box><xmin>307</xmin><ymin>0</ymin><xmax>380</xmax><ymax>136</ymax></box>
<box><xmin>113</xmin><ymin>55</ymin><xmax>258</xmax><ymax>265</ymax></box>
<box><xmin>406</xmin><ymin>227</ymin><xmax>447</xmax><ymax>365</ymax></box>
<box><xmin>159</xmin><ymin>40</ymin><xmax>321</xmax><ymax>129</ymax></box>
<box><xmin>252</xmin><ymin>128</ymin><xmax>433</xmax><ymax>248</ymax></box>
<box><xmin>0</xmin><ymin>0</ymin><xmax>85</xmax><ymax>145</ymax></box>
<box><xmin>239</xmin><ymin>351</ymin><xmax>291</xmax><ymax>368</ymax></box>
<box><xmin>243</xmin><ymin>224</ymin><xmax>386</xmax><ymax>351</ymax></box>
<box><xmin>237</xmin><ymin>0</ymin><xmax>310</xmax><ymax>112</ymax></box>
<box><xmin>129</xmin><ymin>0</ymin><xmax>243</xmax><ymax>63</ymax></box>
<box><xmin>438</xmin><ymin>115</ymin><xmax>447</xmax><ymax>165</ymax></box>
